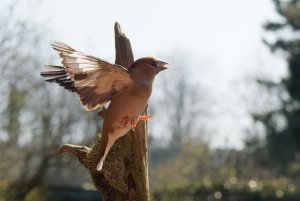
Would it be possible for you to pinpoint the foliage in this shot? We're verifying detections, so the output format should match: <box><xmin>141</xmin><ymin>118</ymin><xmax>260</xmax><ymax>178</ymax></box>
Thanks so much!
<box><xmin>150</xmin><ymin>139</ymin><xmax>300</xmax><ymax>201</ymax></box>
<box><xmin>247</xmin><ymin>0</ymin><xmax>300</xmax><ymax>173</ymax></box>
<box><xmin>150</xmin><ymin>53</ymin><xmax>211</xmax><ymax>152</ymax></box>
<box><xmin>152</xmin><ymin>181</ymin><xmax>299</xmax><ymax>201</ymax></box>
<box><xmin>24</xmin><ymin>187</ymin><xmax>47</xmax><ymax>201</ymax></box>
<box><xmin>0</xmin><ymin>1</ymin><xmax>99</xmax><ymax>200</ymax></box>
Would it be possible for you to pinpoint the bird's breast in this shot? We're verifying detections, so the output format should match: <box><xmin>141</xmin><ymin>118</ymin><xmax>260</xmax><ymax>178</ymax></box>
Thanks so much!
<box><xmin>104</xmin><ymin>82</ymin><xmax>152</xmax><ymax>131</ymax></box>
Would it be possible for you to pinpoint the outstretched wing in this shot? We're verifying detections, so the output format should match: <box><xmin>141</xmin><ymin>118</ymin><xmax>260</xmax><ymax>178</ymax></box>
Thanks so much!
<box><xmin>41</xmin><ymin>42</ymin><xmax>132</xmax><ymax>110</ymax></box>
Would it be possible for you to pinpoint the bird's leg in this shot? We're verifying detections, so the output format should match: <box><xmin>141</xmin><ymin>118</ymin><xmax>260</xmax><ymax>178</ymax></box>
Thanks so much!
<box><xmin>96</xmin><ymin>134</ymin><xmax>118</xmax><ymax>171</ymax></box>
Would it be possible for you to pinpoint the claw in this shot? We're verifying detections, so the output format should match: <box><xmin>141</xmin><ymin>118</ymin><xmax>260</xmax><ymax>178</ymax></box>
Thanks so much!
<box><xmin>131</xmin><ymin>118</ymin><xmax>137</xmax><ymax>127</ymax></box>
<box><xmin>130</xmin><ymin>118</ymin><xmax>137</xmax><ymax>131</ymax></box>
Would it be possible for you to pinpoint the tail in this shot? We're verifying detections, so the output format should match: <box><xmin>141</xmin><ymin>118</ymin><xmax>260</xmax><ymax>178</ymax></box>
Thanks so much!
<box><xmin>96</xmin><ymin>157</ymin><xmax>105</xmax><ymax>171</ymax></box>
<box><xmin>96</xmin><ymin>132</ymin><xmax>118</xmax><ymax>171</ymax></box>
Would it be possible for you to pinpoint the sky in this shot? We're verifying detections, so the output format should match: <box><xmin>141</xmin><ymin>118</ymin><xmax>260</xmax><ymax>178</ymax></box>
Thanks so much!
<box><xmin>34</xmin><ymin>0</ymin><xmax>287</xmax><ymax>148</ymax></box>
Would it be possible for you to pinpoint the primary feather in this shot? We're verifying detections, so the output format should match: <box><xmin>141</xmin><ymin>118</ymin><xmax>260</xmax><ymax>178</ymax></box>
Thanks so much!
<box><xmin>41</xmin><ymin>42</ymin><xmax>132</xmax><ymax>110</ymax></box>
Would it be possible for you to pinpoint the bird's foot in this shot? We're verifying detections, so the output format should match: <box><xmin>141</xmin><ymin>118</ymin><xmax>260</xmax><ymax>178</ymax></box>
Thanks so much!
<box><xmin>120</xmin><ymin>116</ymin><xmax>139</xmax><ymax>128</ymax></box>
<box><xmin>120</xmin><ymin>115</ymin><xmax>152</xmax><ymax>131</ymax></box>
<box><xmin>120</xmin><ymin>116</ymin><xmax>130</xmax><ymax>128</ymax></box>
<box><xmin>130</xmin><ymin>118</ymin><xmax>138</xmax><ymax>128</ymax></box>
<box><xmin>129</xmin><ymin>117</ymin><xmax>138</xmax><ymax>131</ymax></box>
<box><xmin>131</xmin><ymin>115</ymin><xmax>152</xmax><ymax>131</ymax></box>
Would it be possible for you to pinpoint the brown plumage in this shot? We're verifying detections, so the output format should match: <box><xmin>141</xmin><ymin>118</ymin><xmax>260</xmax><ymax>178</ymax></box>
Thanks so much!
<box><xmin>41</xmin><ymin>42</ymin><xmax>168</xmax><ymax>171</ymax></box>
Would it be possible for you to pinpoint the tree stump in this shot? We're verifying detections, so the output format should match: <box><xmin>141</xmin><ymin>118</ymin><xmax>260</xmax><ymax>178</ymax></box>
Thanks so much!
<box><xmin>58</xmin><ymin>22</ymin><xmax>149</xmax><ymax>201</ymax></box>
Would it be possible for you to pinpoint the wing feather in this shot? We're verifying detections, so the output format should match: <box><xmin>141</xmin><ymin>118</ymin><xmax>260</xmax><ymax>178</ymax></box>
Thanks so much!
<box><xmin>41</xmin><ymin>42</ymin><xmax>132</xmax><ymax>110</ymax></box>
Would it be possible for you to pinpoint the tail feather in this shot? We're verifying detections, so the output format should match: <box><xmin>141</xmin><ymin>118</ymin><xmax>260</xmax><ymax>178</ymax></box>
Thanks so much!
<box><xmin>40</xmin><ymin>65</ymin><xmax>77</xmax><ymax>92</ymax></box>
<box><xmin>96</xmin><ymin>133</ymin><xmax>118</xmax><ymax>171</ymax></box>
<box><xmin>44</xmin><ymin>65</ymin><xmax>64</xmax><ymax>69</ymax></box>
<box><xmin>40</xmin><ymin>70</ymin><xmax>66</xmax><ymax>76</ymax></box>
<box><xmin>45</xmin><ymin>75</ymin><xmax>68</xmax><ymax>82</ymax></box>
<box><xmin>96</xmin><ymin>157</ymin><xmax>104</xmax><ymax>171</ymax></box>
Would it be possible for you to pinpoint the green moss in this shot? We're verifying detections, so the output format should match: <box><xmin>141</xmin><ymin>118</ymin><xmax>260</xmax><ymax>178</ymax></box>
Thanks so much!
<box><xmin>24</xmin><ymin>187</ymin><xmax>47</xmax><ymax>201</ymax></box>
<box><xmin>152</xmin><ymin>182</ymin><xmax>300</xmax><ymax>201</ymax></box>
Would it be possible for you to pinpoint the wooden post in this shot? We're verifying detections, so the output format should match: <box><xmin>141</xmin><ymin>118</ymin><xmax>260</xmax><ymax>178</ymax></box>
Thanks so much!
<box><xmin>58</xmin><ymin>22</ymin><xmax>150</xmax><ymax>201</ymax></box>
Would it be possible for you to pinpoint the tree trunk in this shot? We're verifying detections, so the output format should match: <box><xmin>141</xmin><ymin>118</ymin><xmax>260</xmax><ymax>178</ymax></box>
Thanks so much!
<box><xmin>59</xmin><ymin>22</ymin><xmax>150</xmax><ymax>201</ymax></box>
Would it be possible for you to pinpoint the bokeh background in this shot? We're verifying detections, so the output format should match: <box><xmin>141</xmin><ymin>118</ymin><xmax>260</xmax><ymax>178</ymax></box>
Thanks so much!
<box><xmin>1</xmin><ymin>0</ymin><xmax>300</xmax><ymax>200</ymax></box>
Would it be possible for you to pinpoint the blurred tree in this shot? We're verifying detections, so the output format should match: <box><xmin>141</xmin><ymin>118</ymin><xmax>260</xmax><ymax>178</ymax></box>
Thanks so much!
<box><xmin>150</xmin><ymin>138</ymin><xmax>283</xmax><ymax>194</ymax></box>
<box><xmin>151</xmin><ymin>56</ymin><xmax>210</xmax><ymax>145</ymax></box>
<box><xmin>0</xmin><ymin>1</ymin><xmax>98</xmax><ymax>200</ymax></box>
<box><xmin>148</xmin><ymin>56</ymin><xmax>218</xmax><ymax>193</ymax></box>
<box><xmin>148</xmin><ymin>56</ymin><xmax>211</xmax><ymax>168</ymax></box>
<box><xmin>250</xmin><ymin>0</ymin><xmax>300</xmax><ymax>173</ymax></box>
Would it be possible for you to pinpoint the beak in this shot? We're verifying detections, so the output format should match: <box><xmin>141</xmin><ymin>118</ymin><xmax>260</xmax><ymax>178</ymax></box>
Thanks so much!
<box><xmin>155</xmin><ymin>60</ymin><xmax>169</xmax><ymax>73</ymax></box>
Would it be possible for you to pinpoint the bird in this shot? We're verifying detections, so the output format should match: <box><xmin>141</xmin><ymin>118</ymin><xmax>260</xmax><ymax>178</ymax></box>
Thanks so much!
<box><xmin>40</xmin><ymin>42</ymin><xmax>168</xmax><ymax>171</ymax></box>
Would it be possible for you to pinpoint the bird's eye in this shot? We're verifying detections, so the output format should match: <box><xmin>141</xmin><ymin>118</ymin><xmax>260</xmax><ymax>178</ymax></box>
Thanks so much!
<box><xmin>149</xmin><ymin>61</ymin><xmax>157</xmax><ymax>67</ymax></box>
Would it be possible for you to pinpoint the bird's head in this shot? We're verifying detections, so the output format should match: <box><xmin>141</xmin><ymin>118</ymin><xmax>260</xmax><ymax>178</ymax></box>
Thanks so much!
<box><xmin>129</xmin><ymin>57</ymin><xmax>169</xmax><ymax>83</ymax></box>
<box><xmin>147</xmin><ymin>57</ymin><xmax>169</xmax><ymax>74</ymax></box>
